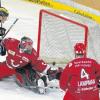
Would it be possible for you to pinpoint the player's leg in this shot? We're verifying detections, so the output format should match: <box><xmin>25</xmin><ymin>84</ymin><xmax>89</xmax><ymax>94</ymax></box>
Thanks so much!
<box><xmin>15</xmin><ymin>67</ymin><xmax>48</xmax><ymax>94</ymax></box>
<box><xmin>0</xmin><ymin>61</ymin><xmax>15</xmax><ymax>79</ymax></box>
<box><xmin>15</xmin><ymin>67</ymin><xmax>32</xmax><ymax>87</ymax></box>
<box><xmin>36</xmin><ymin>75</ymin><xmax>48</xmax><ymax>94</ymax></box>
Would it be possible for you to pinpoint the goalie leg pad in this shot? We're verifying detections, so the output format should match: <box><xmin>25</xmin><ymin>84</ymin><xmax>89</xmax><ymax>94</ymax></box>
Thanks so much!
<box><xmin>37</xmin><ymin>75</ymin><xmax>48</xmax><ymax>94</ymax></box>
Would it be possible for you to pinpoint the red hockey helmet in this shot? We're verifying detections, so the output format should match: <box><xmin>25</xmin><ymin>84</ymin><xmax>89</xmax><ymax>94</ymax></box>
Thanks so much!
<box><xmin>74</xmin><ymin>43</ymin><xmax>86</xmax><ymax>55</ymax></box>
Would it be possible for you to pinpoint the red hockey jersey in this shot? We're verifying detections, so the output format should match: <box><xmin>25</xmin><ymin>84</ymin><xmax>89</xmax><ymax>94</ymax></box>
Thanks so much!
<box><xmin>60</xmin><ymin>57</ymin><xmax>100</xmax><ymax>100</ymax></box>
<box><xmin>2</xmin><ymin>38</ymin><xmax>47</xmax><ymax>73</ymax></box>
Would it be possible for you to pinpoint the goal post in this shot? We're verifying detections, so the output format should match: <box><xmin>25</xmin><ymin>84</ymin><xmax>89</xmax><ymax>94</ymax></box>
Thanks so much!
<box><xmin>37</xmin><ymin>9</ymin><xmax>88</xmax><ymax>65</ymax></box>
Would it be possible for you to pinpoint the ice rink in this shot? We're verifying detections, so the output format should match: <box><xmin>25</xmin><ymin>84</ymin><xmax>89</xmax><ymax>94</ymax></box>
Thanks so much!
<box><xmin>0</xmin><ymin>0</ymin><xmax>100</xmax><ymax>100</ymax></box>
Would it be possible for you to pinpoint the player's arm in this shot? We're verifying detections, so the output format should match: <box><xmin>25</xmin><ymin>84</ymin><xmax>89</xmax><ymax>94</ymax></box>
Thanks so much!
<box><xmin>32</xmin><ymin>58</ymin><xmax>49</xmax><ymax>73</ymax></box>
<box><xmin>59</xmin><ymin>63</ymin><xmax>71</xmax><ymax>91</ymax></box>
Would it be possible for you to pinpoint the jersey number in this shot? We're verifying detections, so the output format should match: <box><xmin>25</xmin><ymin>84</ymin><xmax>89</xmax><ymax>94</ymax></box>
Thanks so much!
<box><xmin>81</xmin><ymin>69</ymin><xmax>89</xmax><ymax>79</ymax></box>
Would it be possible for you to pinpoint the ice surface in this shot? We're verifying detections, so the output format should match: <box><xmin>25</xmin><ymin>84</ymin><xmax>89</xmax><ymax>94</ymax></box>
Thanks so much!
<box><xmin>0</xmin><ymin>77</ymin><xmax>64</xmax><ymax>100</ymax></box>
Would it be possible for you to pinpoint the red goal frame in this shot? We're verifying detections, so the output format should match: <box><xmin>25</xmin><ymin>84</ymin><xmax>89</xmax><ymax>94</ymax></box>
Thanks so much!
<box><xmin>37</xmin><ymin>9</ymin><xmax>88</xmax><ymax>59</ymax></box>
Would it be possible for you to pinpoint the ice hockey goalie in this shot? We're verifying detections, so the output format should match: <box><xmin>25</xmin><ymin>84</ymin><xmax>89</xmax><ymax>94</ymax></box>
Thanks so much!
<box><xmin>0</xmin><ymin>36</ymin><xmax>63</xmax><ymax>94</ymax></box>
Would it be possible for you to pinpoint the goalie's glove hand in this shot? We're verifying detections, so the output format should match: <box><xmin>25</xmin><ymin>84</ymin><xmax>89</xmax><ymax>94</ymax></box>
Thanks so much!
<box><xmin>0</xmin><ymin>44</ymin><xmax>6</xmax><ymax>56</ymax></box>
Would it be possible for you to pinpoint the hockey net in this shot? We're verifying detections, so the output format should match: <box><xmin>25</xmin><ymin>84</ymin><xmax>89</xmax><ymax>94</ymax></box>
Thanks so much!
<box><xmin>57</xmin><ymin>10</ymin><xmax>100</xmax><ymax>64</ymax></box>
<box><xmin>37</xmin><ymin>10</ymin><xmax>88</xmax><ymax>66</ymax></box>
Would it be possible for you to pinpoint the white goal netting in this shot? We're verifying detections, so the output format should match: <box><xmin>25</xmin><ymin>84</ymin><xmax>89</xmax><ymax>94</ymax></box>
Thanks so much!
<box><xmin>37</xmin><ymin>10</ymin><xmax>88</xmax><ymax>66</ymax></box>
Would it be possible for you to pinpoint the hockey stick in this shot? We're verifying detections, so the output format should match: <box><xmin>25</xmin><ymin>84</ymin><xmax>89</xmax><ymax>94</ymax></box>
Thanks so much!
<box><xmin>2</xmin><ymin>18</ymin><xmax>19</xmax><ymax>39</ymax></box>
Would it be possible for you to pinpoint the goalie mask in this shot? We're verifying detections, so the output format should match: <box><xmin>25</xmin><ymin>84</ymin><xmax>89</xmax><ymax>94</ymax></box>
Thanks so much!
<box><xmin>20</xmin><ymin>36</ymin><xmax>33</xmax><ymax>53</ymax></box>
<box><xmin>74</xmin><ymin>43</ymin><xmax>86</xmax><ymax>57</ymax></box>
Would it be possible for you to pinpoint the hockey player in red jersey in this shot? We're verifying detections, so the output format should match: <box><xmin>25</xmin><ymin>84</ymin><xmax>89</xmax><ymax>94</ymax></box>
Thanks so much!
<box><xmin>0</xmin><ymin>36</ymin><xmax>62</xmax><ymax>93</ymax></box>
<box><xmin>60</xmin><ymin>43</ymin><xmax>100</xmax><ymax>100</ymax></box>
